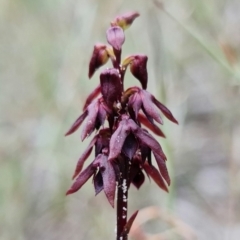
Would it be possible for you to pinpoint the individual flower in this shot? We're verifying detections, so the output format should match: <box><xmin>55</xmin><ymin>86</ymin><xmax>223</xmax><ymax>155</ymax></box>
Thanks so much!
<box><xmin>65</xmin><ymin>98</ymin><xmax>111</xmax><ymax>140</ymax></box>
<box><xmin>71</xmin><ymin>129</ymin><xmax>111</xmax><ymax>179</ymax></box>
<box><xmin>66</xmin><ymin>149</ymin><xmax>116</xmax><ymax>207</ymax></box>
<box><xmin>88</xmin><ymin>44</ymin><xmax>110</xmax><ymax>78</ymax></box>
<box><xmin>108</xmin><ymin>115</ymin><xmax>170</xmax><ymax>185</ymax></box>
<box><xmin>122</xmin><ymin>54</ymin><xmax>148</xmax><ymax>89</ymax></box>
<box><xmin>129</xmin><ymin>152</ymin><xmax>168</xmax><ymax>192</ymax></box>
<box><xmin>126</xmin><ymin>87</ymin><xmax>178</xmax><ymax>125</ymax></box>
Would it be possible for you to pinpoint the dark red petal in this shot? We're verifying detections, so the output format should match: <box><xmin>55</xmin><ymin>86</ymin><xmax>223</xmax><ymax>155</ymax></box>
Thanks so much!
<box><xmin>141</xmin><ymin>90</ymin><xmax>163</xmax><ymax>124</ymax></box>
<box><xmin>130</xmin><ymin>55</ymin><xmax>148</xmax><ymax>89</ymax></box>
<box><xmin>138</xmin><ymin>113</ymin><xmax>166</xmax><ymax>138</ymax></box>
<box><xmin>66</xmin><ymin>164</ymin><xmax>95</xmax><ymax>195</ymax></box>
<box><xmin>109</xmin><ymin>121</ymin><xmax>130</xmax><ymax>160</ymax></box>
<box><xmin>133</xmin><ymin>127</ymin><xmax>166</xmax><ymax>161</ymax></box>
<box><xmin>132</xmin><ymin>169</ymin><xmax>145</xmax><ymax>189</ymax></box>
<box><xmin>153</xmin><ymin>97</ymin><xmax>178</xmax><ymax>124</ymax></box>
<box><xmin>106</xmin><ymin>26</ymin><xmax>125</xmax><ymax>50</ymax></box>
<box><xmin>96</xmin><ymin>105</ymin><xmax>107</xmax><ymax>128</ymax></box>
<box><xmin>99</xmin><ymin>154</ymin><xmax>116</xmax><ymax>207</ymax></box>
<box><xmin>88</xmin><ymin>44</ymin><xmax>109</xmax><ymax>78</ymax></box>
<box><xmin>81</xmin><ymin>101</ymin><xmax>99</xmax><ymax>141</ymax></box>
<box><xmin>143</xmin><ymin>163</ymin><xmax>168</xmax><ymax>192</ymax></box>
<box><xmin>153</xmin><ymin>152</ymin><xmax>170</xmax><ymax>185</ymax></box>
<box><xmin>65</xmin><ymin>110</ymin><xmax>88</xmax><ymax>136</ymax></box>
<box><xmin>141</xmin><ymin>105</ymin><xmax>154</xmax><ymax>124</ymax></box>
<box><xmin>83</xmin><ymin>85</ymin><xmax>101</xmax><ymax>110</ymax></box>
<box><xmin>122</xmin><ymin>210</ymin><xmax>139</xmax><ymax>237</ymax></box>
<box><xmin>93</xmin><ymin>171</ymin><xmax>104</xmax><ymax>195</ymax></box>
<box><xmin>96</xmin><ymin>100</ymin><xmax>112</xmax><ymax>130</ymax></box>
<box><xmin>72</xmin><ymin>135</ymin><xmax>97</xmax><ymax>179</ymax></box>
<box><xmin>128</xmin><ymin>93</ymin><xmax>142</xmax><ymax>119</ymax></box>
<box><xmin>122</xmin><ymin>133</ymin><xmax>138</xmax><ymax>159</ymax></box>
<box><xmin>100</xmin><ymin>68</ymin><xmax>122</xmax><ymax>107</ymax></box>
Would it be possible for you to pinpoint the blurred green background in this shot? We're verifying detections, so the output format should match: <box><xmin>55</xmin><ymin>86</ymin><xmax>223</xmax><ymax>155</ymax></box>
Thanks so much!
<box><xmin>1</xmin><ymin>0</ymin><xmax>240</xmax><ymax>239</ymax></box>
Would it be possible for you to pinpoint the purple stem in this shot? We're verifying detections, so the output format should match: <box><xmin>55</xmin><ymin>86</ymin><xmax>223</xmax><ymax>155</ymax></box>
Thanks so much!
<box><xmin>116</xmin><ymin>158</ymin><xmax>130</xmax><ymax>240</ymax></box>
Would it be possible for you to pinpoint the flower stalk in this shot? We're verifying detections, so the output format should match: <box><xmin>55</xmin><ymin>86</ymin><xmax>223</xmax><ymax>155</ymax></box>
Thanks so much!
<box><xmin>116</xmin><ymin>158</ymin><xmax>129</xmax><ymax>240</ymax></box>
<box><xmin>65</xmin><ymin>11</ymin><xmax>178</xmax><ymax>240</ymax></box>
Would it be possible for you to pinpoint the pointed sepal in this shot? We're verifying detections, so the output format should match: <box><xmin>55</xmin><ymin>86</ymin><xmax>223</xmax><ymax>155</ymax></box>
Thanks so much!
<box><xmin>153</xmin><ymin>152</ymin><xmax>170</xmax><ymax>185</ymax></box>
<box><xmin>72</xmin><ymin>135</ymin><xmax>97</xmax><ymax>179</ymax></box>
<box><xmin>122</xmin><ymin>210</ymin><xmax>139</xmax><ymax>237</ymax></box>
<box><xmin>141</xmin><ymin>90</ymin><xmax>163</xmax><ymax>124</ymax></box>
<box><xmin>138</xmin><ymin>113</ymin><xmax>165</xmax><ymax>138</ymax></box>
<box><xmin>83</xmin><ymin>85</ymin><xmax>101</xmax><ymax>110</ymax></box>
<box><xmin>143</xmin><ymin>163</ymin><xmax>168</xmax><ymax>192</ymax></box>
<box><xmin>66</xmin><ymin>164</ymin><xmax>95</xmax><ymax>195</ymax></box>
<box><xmin>108</xmin><ymin>120</ymin><xmax>130</xmax><ymax>160</ymax></box>
<box><xmin>122</xmin><ymin>133</ymin><xmax>138</xmax><ymax>159</ymax></box>
<box><xmin>65</xmin><ymin>110</ymin><xmax>88</xmax><ymax>136</ymax></box>
<box><xmin>153</xmin><ymin>97</ymin><xmax>178</xmax><ymax>124</ymax></box>
<box><xmin>93</xmin><ymin>152</ymin><xmax>116</xmax><ymax>207</ymax></box>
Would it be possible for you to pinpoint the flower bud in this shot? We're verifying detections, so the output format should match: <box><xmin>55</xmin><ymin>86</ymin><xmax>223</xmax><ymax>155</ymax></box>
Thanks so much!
<box><xmin>123</xmin><ymin>55</ymin><xmax>148</xmax><ymax>89</ymax></box>
<box><xmin>100</xmin><ymin>68</ymin><xmax>122</xmax><ymax>107</ymax></box>
<box><xmin>88</xmin><ymin>44</ymin><xmax>109</xmax><ymax>78</ymax></box>
<box><xmin>111</xmin><ymin>12</ymin><xmax>140</xmax><ymax>30</ymax></box>
<box><xmin>106</xmin><ymin>26</ymin><xmax>125</xmax><ymax>50</ymax></box>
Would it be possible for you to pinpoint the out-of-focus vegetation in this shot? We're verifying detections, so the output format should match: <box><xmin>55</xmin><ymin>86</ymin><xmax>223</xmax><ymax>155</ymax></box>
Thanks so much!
<box><xmin>1</xmin><ymin>0</ymin><xmax>240</xmax><ymax>239</ymax></box>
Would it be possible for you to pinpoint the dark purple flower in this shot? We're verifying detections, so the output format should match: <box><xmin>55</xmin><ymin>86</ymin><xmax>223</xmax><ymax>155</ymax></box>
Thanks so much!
<box><xmin>122</xmin><ymin>55</ymin><xmax>148</xmax><ymax>89</ymax></box>
<box><xmin>92</xmin><ymin>150</ymin><xmax>116</xmax><ymax>207</ymax></box>
<box><xmin>71</xmin><ymin>135</ymin><xmax>97</xmax><ymax>179</ymax></box>
<box><xmin>65</xmin><ymin>97</ymin><xmax>111</xmax><ymax>140</ymax></box>
<box><xmin>71</xmin><ymin>128</ymin><xmax>111</xmax><ymax>180</ymax></box>
<box><xmin>107</xmin><ymin>116</ymin><xmax>170</xmax><ymax>186</ymax></box>
<box><xmin>67</xmin><ymin>150</ymin><xmax>116</xmax><ymax>207</ymax></box>
<box><xmin>127</xmin><ymin>87</ymin><xmax>178</xmax><ymax>125</ymax></box>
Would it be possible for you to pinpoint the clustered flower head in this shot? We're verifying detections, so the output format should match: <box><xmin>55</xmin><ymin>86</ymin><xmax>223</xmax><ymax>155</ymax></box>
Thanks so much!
<box><xmin>65</xmin><ymin>11</ymin><xmax>178</xmax><ymax>230</ymax></box>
